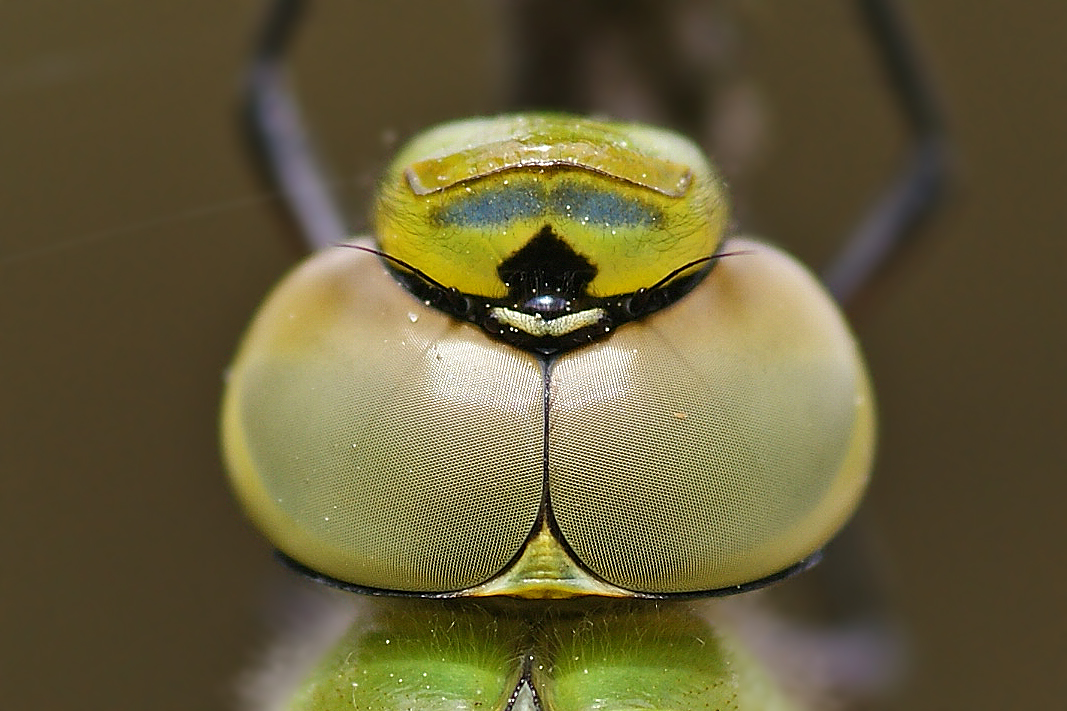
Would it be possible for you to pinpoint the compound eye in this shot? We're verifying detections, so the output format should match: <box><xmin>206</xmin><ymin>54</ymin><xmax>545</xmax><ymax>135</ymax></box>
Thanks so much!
<box><xmin>222</xmin><ymin>247</ymin><xmax>546</xmax><ymax>593</ymax></box>
<box><xmin>546</xmin><ymin>239</ymin><xmax>875</xmax><ymax>593</ymax></box>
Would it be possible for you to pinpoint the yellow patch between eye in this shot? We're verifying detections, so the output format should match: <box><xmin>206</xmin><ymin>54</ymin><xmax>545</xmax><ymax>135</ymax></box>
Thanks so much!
<box><xmin>462</xmin><ymin>525</ymin><xmax>634</xmax><ymax>599</ymax></box>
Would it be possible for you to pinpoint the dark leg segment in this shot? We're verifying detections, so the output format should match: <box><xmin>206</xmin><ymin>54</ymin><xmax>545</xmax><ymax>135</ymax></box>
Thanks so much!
<box><xmin>243</xmin><ymin>0</ymin><xmax>349</xmax><ymax>250</ymax></box>
<box><xmin>822</xmin><ymin>0</ymin><xmax>951</xmax><ymax>303</ymax></box>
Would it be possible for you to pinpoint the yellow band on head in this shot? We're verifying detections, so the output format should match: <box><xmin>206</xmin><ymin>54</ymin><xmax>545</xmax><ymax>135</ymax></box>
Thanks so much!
<box><xmin>375</xmin><ymin>114</ymin><xmax>729</xmax><ymax>301</ymax></box>
<box><xmin>406</xmin><ymin>139</ymin><xmax>693</xmax><ymax>197</ymax></box>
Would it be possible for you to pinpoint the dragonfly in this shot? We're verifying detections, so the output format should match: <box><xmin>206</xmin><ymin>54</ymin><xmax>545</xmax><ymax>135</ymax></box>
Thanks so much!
<box><xmin>222</xmin><ymin>1</ymin><xmax>947</xmax><ymax>709</ymax></box>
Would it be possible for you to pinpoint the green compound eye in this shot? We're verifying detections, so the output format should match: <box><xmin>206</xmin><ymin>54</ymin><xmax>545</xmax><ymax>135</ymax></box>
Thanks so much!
<box><xmin>221</xmin><ymin>114</ymin><xmax>874</xmax><ymax>598</ymax></box>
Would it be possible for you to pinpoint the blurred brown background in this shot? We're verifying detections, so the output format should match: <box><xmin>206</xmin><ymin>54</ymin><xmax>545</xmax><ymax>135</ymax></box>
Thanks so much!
<box><xmin>1</xmin><ymin>2</ymin><xmax>1063</xmax><ymax>709</ymax></box>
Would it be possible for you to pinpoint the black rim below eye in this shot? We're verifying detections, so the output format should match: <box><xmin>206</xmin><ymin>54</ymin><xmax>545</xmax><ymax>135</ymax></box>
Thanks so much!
<box><xmin>273</xmin><ymin>548</ymin><xmax>825</xmax><ymax>600</ymax></box>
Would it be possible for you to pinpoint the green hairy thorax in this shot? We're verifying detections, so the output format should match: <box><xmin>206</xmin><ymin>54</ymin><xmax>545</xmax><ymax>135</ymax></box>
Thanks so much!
<box><xmin>247</xmin><ymin>592</ymin><xmax>812</xmax><ymax>711</ymax></box>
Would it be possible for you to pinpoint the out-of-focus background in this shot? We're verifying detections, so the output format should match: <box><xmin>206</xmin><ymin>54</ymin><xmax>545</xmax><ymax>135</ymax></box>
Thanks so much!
<box><xmin>1</xmin><ymin>2</ymin><xmax>1062</xmax><ymax>709</ymax></box>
